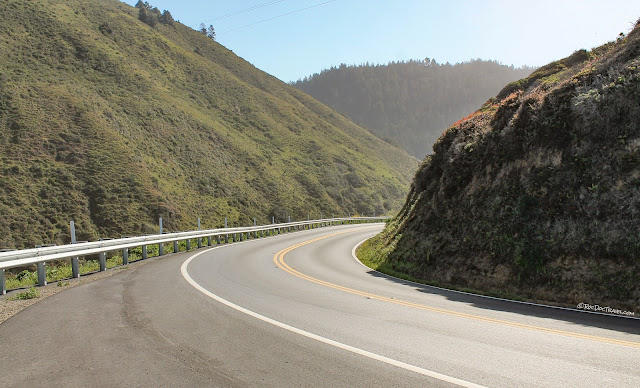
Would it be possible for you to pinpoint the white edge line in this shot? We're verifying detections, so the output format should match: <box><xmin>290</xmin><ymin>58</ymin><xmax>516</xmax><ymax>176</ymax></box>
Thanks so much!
<box><xmin>351</xmin><ymin>235</ymin><xmax>640</xmax><ymax>321</ymax></box>
<box><xmin>180</xmin><ymin>231</ymin><xmax>485</xmax><ymax>388</ymax></box>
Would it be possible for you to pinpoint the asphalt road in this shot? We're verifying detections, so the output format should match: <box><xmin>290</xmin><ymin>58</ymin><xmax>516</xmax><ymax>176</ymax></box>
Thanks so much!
<box><xmin>1</xmin><ymin>223</ymin><xmax>638</xmax><ymax>387</ymax></box>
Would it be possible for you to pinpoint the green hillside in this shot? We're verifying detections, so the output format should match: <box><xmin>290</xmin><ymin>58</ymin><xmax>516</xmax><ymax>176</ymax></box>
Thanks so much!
<box><xmin>360</xmin><ymin>26</ymin><xmax>640</xmax><ymax>310</ymax></box>
<box><xmin>0</xmin><ymin>0</ymin><xmax>417</xmax><ymax>249</ymax></box>
<box><xmin>292</xmin><ymin>60</ymin><xmax>534</xmax><ymax>158</ymax></box>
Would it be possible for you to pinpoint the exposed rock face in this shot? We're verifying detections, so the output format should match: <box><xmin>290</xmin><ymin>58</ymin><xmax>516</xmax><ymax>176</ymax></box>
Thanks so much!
<box><xmin>372</xmin><ymin>27</ymin><xmax>640</xmax><ymax>311</ymax></box>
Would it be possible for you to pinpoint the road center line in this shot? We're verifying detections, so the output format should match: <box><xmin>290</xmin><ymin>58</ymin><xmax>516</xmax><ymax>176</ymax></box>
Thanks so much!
<box><xmin>273</xmin><ymin>231</ymin><xmax>640</xmax><ymax>349</ymax></box>
<box><xmin>181</xmin><ymin>227</ymin><xmax>485</xmax><ymax>388</ymax></box>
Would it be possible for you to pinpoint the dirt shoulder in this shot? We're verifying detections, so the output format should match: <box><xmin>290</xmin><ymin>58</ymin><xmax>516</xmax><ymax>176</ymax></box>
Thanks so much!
<box><xmin>0</xmin><ymin>258</ymin><xmax>154</xmax><ymax>324</ymax></box>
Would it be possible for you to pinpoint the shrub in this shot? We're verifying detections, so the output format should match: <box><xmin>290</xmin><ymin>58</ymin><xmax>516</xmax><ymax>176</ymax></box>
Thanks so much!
<box><xmin>11</xmin><ymin>287</ymin><xmax>40</xmax><ymax>300</ymax></box>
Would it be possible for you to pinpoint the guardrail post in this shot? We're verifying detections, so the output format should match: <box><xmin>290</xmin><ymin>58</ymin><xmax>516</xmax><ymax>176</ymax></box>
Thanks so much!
<box><xmin>122</xmin><ymin>247</ymin><xmax>129</xmax><ymax>265</ymax></box>
<box><xmin>159</xmin><ymin>218</ymin><xmax>164</xmax><ymax>256</ymax></box>
<box><xmin>186</xmin><ymin>239</ymin><xmax>191</xmax><ymax>250</ymax></box>
<box><xmin>99</xmin><ymin>252</ymin><xmax>106</xmax><ymax>272</ymax></box>
<box><xmin>36</xmin><ymin>262</ymin><xmax>47</xmax><ymax>287</ymax></box>
<box><xmin>217</xmin><ymin>235</ymin><xmax>221</xmax><ymax>244</ymax></box>
<box><xmin>142</xmin><ymin>245</ymin><xmax>148</xmax><ymax>260</ymax></box>
<box><xmin>71</xmin><ymin>256</ymin><xmax>79</xmax><ymax>278</ymax></box>
<box><xmin>70</xmin><ymin>221</ymin><xmax>80</xmax><ymax>278</ymax></box>
<box><xmin>197</xmin><ymin>218</ymin><xmax>202</xmax><ymax>248</ymax></box>
<box><xmin>1</xmin><ymin>269</ymin><xmax>5</xmax><ymax>295</ymax></box>
<box><xmin>240</xmin><ymin>232</ymin><xmax>244</xmax><ymax>241</ymax></box>
<box><xmin>225</xmin><ymin>234</ymin><xmax>229</xmax><ymax>243</ymax></box>
<box><xmin>174</xmin><ymin>240</ymin><xmax>179</xmax><ymax>253</ymax></box>
<box><xmin>207</xmin><ymin>236</ymin><xmax>212</xmax><ymax>246</ymax></box>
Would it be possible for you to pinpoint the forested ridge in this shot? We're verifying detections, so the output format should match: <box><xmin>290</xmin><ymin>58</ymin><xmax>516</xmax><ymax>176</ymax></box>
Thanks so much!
<box><xmin>293</xmin><ymin>60</ymin><xmax>534</xmax><ymax>158</ymax></box>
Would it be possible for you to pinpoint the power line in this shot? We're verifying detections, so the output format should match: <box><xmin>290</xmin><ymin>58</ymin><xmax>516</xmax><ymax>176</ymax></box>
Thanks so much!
<box><xmin>202</xmin><ymin>0</ymin><xmax>288</xmax><ymax>24</ymax></box>
<box><xmin>217</xmin><ymin>0</ymin><xmax>337</xmax><ymax>35</ymax></box>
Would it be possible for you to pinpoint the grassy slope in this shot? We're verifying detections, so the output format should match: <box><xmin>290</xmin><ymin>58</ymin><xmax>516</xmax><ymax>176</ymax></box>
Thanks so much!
<box><xmin>361</xmin><ymin>27</ymin><xmax>640</xmax><ymax>310</ymax></box>
<box><xmin>0</xmin><ymin>0</ymin><xmax>417</xmax><ymax>248</ymax></box>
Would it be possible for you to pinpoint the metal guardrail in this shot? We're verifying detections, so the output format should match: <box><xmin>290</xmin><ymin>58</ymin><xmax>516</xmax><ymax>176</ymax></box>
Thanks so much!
<box><xmin>0</xmin><ymin>217</ymin><xmax>386</xmax><ymax>294</ymax></box>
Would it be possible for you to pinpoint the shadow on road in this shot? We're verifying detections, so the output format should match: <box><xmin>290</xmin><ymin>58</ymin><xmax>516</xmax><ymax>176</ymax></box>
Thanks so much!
<box><xmin>363</xmin><ymin>269</ymin><xmax>640</xmax><ymax>336</ymax></box>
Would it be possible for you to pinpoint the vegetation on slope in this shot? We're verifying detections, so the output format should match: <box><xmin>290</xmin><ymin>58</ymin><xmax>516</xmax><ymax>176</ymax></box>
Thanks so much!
<box><xmin>0</xmin><ymin>0</ymin><xmax>417</xmax><ymax>249</ymax></box>
<box><xmin>292</xmin><ymin>60</ymin><xmax>534</xmax><ymax>158</ymax></box>
<box><xmin>361</xmin><ymin>28</ymin><xmax>640</xmax><ymax>310</ymax></box>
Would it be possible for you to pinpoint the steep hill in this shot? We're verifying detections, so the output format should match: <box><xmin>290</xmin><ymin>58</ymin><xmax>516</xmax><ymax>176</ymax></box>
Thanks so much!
<box><xmin>0</xmin><ymin>0</ymin><xmax>417</xmax><ymax>249</ymax></box>
<box><xmin>292</xmin><ymin>60</ymin><xmax>534</xmax><ymax>158</ymax></box>
<box><xmin>360</xmin><ymin>27</ymin><xmax>640</xmax><ymax>310</ymax></box>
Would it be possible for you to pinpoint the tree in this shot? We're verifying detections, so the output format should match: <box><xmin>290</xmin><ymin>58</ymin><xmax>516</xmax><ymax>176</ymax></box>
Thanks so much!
<box><xmin>199</xmin><ymin>23</ymin><xmax>216</xmax><ymax>41</ymax></box>
<box><xmin>138</xmin><ymin>7</ymin><xmax>156</xmax><ymax>27</ymax></box>
<box><xmin>206</xmin><ymin>25</ymin><xmax>216</xmax><ymax>41</ymax></box>
<box><xmin>135</xmin><ymin>1</ymin><xmax>152</xmax><ymax>10</ymax></box>
<box><xmin>159</xmin><ymin>10</ymin><xmax>174</xmax><ymax>25</ymax></box>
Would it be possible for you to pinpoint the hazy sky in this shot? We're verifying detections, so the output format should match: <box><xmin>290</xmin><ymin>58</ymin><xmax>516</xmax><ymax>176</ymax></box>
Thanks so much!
<box><xmin>122</xmin><ymin>0</ymin><xmax>640</xmax><ymax>82</ymax></box>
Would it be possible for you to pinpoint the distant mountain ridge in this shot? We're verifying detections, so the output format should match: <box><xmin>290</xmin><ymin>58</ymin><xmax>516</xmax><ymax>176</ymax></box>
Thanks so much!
<box><xmin>292</xmin><ymin>60</ymin><xmax>534</xmax><ymax>158</ymax></box>
<box><xmin>0</xmin><ymin>0</ymin><xmax>417</xmax><ymax>248</ymax></box>
<box><xmin>360</xmin><ymin>26</ymin><xmax>640</xmax><ymax>310</ymax></box>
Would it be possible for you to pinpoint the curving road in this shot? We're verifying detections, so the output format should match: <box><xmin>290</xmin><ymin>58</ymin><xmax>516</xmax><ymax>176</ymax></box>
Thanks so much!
<box><xmin>1</xmin><ymin>223</ymin><xmax>638</xmax><ymax>387</ymax></box>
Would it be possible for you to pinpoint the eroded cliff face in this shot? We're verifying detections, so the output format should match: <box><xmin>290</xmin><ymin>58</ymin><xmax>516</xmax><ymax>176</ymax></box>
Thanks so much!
<box><xmin>371</xmin><ymin>26</ymin><xmax>640</xmax><ymax>310</ymax></box>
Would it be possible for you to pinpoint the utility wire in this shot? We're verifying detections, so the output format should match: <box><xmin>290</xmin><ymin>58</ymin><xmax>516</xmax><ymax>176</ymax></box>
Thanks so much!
<box><xmin>217</xmin><ymin>0</ymin><xmax>337</xmax><ymax>35</ymax></box>
<box><xmin>202</xmin><ymin>0</ymin><xmax>288</xmax><ymax>23</ymax></box>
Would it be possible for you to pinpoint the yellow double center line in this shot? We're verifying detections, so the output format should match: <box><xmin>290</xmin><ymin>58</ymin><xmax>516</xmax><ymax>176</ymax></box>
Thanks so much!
<box><xmin>273</xmin><ymin>229</ymin><xmax>640</xmax><ymax>349</ymax></box>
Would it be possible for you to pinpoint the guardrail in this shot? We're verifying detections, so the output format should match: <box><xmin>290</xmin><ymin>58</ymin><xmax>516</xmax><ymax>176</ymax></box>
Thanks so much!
<box><xmin>0</xmin><ymin>217</ymin><xmax>386</xmax><ymax>294</ymax></box>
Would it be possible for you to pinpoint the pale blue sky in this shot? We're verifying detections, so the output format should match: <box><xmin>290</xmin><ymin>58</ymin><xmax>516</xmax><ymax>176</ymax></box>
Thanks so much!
<box><xmin>123</xmin><ymin>0</ymin><xmax>640</xmax><ymax>82</ymax></box>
